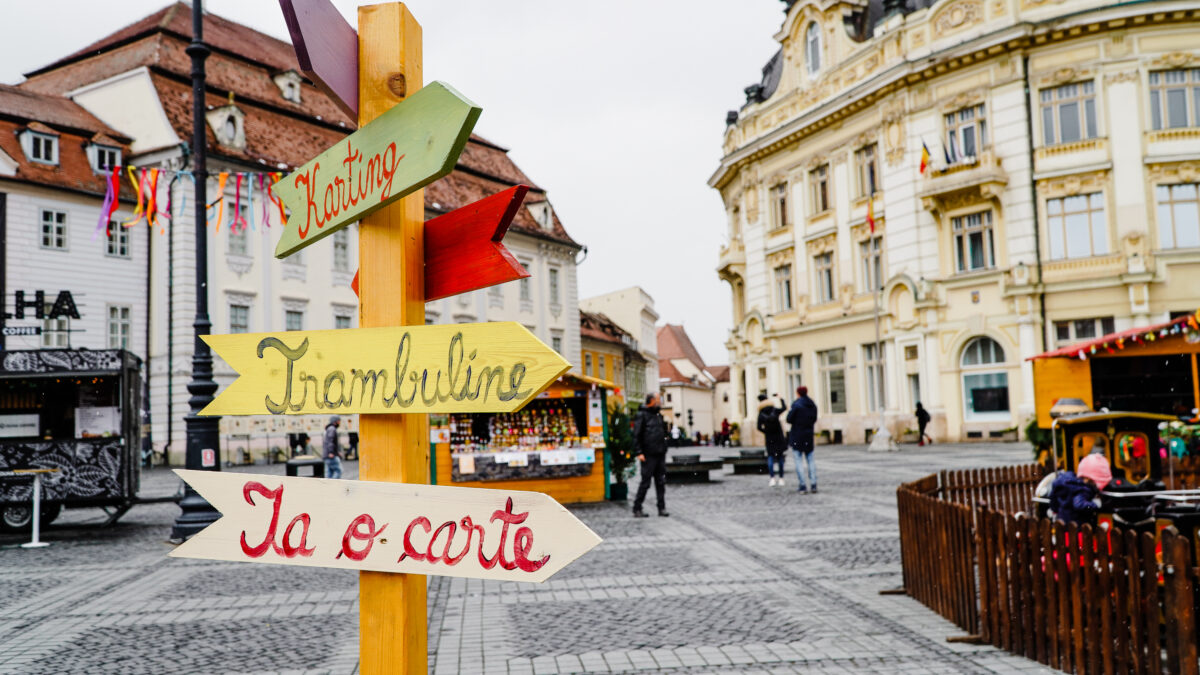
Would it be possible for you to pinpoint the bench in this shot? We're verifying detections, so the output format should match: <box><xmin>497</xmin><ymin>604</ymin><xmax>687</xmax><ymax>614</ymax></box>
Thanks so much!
<box><xmin>722</xmin><ymin>449</ymin><xmax>768</xmax><ymax>475</ymax></box>
<box><xmin>285</xmin><ymin>456</ymin><xmax>325</xmax><ymax>478</ymax></box>
<box><xmin>666</xmin><ymin>454</ymin><xmax>723</xmax><ymax>483</ymax></box>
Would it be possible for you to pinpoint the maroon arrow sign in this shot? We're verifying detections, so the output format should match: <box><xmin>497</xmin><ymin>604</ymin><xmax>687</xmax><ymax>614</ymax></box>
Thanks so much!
<box><xmin>279</xmin><ymin>0</ymin><xmax>359</xmax><ymax>117</ymax></box>
<box><xmin>351</xmin><ymin>185</ymin><xmax>532</xmax><ymax>301</ymax></box>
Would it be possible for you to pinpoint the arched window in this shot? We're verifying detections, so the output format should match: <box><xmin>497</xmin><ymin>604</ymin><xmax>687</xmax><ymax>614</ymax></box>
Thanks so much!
<box><xmin>960</xmin><ymin>337</ymin><xmax>1010</xmax><ymax>421</ymax></box>
<box><xmin>805</xmin><ymin>22</ymin><xmax>821</xmax><ymax>75</ymax></box>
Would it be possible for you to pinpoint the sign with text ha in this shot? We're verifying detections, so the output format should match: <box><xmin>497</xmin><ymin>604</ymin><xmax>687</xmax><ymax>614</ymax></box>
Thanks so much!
<box><xmin>200</xmin><ymin>323</ymin><xmax>571</xmax><ymax>416</ymax></box>
<box><xmin>272</xmin><ymin>81</ymin><xmax>481</xmax><ymax>259</ymax></box>
<box><xmin>170</xmin><ymin>470</ymin><xmax>602</xmax><ymax>583</ymax></box>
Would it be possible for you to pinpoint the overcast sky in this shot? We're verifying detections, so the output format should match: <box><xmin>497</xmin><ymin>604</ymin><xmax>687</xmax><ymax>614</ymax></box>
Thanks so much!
<box><xmin>0</xmin><ymin>1</ymin><xmax>783</xmax><ymax>365</ymax></box>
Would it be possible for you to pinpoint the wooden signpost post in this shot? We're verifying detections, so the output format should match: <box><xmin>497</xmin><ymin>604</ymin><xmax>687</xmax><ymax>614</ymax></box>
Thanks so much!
<box><xmin>173</xmin><ymin>3</ymin><xmax>596</xmax><ymax>673</ymax></box>
<box><xmin>170</xmin><ymin>470</ymin><xmax>601</xmax><ymax>583</ymax></box>
<box><xmin>199</xmin><ymin>323</ymin><xmax>571</xmax><ymax>416</ymax></box>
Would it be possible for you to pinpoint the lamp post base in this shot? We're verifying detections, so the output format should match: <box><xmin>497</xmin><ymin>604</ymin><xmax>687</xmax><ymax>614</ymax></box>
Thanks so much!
<box><xmin>169</xmin><ymin>486</ymin><xmax>222</xmax><ymax>542</ymax></box>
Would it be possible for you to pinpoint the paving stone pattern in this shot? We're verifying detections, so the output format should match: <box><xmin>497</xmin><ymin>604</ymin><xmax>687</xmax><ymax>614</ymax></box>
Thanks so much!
<box><xmin>0</xmin><ymin>444</ymin><xmax>1060</xmax><ymax>674</ymax></box>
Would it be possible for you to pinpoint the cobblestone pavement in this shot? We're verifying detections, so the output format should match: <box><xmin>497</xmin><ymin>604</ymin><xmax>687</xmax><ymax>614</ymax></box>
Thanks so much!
<box><xmin>0</xmin><ymin>444</ymin><xmax>1059</xmax><ymax>674</ymax></box>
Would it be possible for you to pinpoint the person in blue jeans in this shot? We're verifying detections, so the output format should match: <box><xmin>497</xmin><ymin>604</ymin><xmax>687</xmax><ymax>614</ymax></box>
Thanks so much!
<box><xmin>786</xmin><ymin>386</ymin><xmax>819</xmax><ymax>493</ymax></box>
<box><xmin>323</xmin><ymin>416</ymin><xmax>343</xmax><ymax>479</ymax></box>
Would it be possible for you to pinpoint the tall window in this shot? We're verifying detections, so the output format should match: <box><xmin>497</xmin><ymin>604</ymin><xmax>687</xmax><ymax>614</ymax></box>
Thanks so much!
<box><xmin>1149</xmin><ymin>69</ymin><xmax>1200</xmax><ymax>130</ymax></box>
<box><xmin>106</xmin><ymin>221</ymin><xmax>129</xmax><ymax>258</ymax></box>
<box><xmin>784</xmin><ymin>354</ymin><xmax>803</xmax><ymax>395</ymax></box>
<box><xmin>818</xmin><ymin>348</ymin><xmax>846</xmax><ymax>414</ymax></box>
<box><xmin>599</xmin><ymin>355</ymin><xmax>607</xmax><ymax>379</ymax></box>
<box><xmin>551</xmin><ymin>330</ymin><xmax>563</xmax><ymax>354</ymax></box>
<box><xmin>29</xmin><ymin>133</ymin><xmax>58</xmax><ymax>165</ymax></box>
<box><xmin>548</xmin><ymin>267</ymin><xmax>560</xmax><ymax>304</ymax></box>
<box><xmin>94</xmin><ymin>146</ymin><xmax>120</xmax><ymax>173</ymax></box>
<box><xmin>285</xmin><ymin>310</ymin><xmax>304</xmax><ymax>332</ymax></box>
<box><xmin>585</xmin><ymin>353</ymin><xmax>592</xmax><ymax>377</ymax></box>
<box><xmin>1156</xmin><ymin>183</ymin><xmax>1200</xmax><ymax>249</ymax></box>
<box><xmin>335</xmin><ymin>313</ymin><xmax>352</xmax><ymax>330</ymax></box>
<box><xmin>863</xmin><ymin>343</ymin><xmax>885</xmax><ymax>413</ymax></box>
<box><xmin>952</xmin><ymin>211</ymin><xmax>995</xmax><ymax>272</ymax></box>
<box><xmin>333</xmin><ymin>229</ymin><xmax>350</xmax><ymax>272</ymax></box>
<box><xmin>1054</xmin><ymin>317</ymin><xmax>1115</xmax><ymax>347</ymax></box>
<box><xmin>229</xmin><ymin>304</ymin><xmax>250</xmax><ymax>334</ymax></box>
<box><xmin>860</xmin><ymin>236</ymin><xmax>882</xmax><ymax>293</ymax></box>
<box><xmin>42</xmin><ymin>303</ymin><xmax>68</xmax><ymax>348</ymax></box>
<box><xmin>1040</xmin><ymin>81</ymin><xmax>1098</xmax><ymax>146</ymax></box>
<box><xmin>855</xmin><ymin>145</ymin><xmax>878</xmax><ymax>198</ymax></box>
<box><xmin>772</xmin><ymin>183</ymin><xmax>789</xmax><ymax>229</ymax></box>
<box><xmin>961</xmin><ymin>336</ymin><xmax>1009</xmax><ymax>421</ymax></box>
<box><xmin>805</xmin><ymin>22</ymin><xmax>821</xmax><ymax>75</ymax></box>
<box><xmin>945</xmin><ymin>104</ymin><xmax>987</xmax><ymax>162</ymax></box>
<box><xmin>774</xmin><ymin>264</ymin><xmax>793</xmax><ymax>311</ymax></box>
<box><xmin>814</xmin><ymin>252</ymin><xmax>835</xmax><ymax>303</ymax></box>
<box><xmin>40</xmin><ymin>209</ymin><xmax>67</xmax><ymax>250</ymax></box>
<box><xmin>227</xmin><ymin>220</ymin><xmax>248</xmax><ymax>255</ymax></box>
<box><xmin>1047</xmin><ymin>193</ymin><xmax>1108</xmax><ymax>259</ymax></box>
<box><xmin>810</xmin><ymin>165</ymin><xmax>830</xmax><ymax>214</ymax></box>
<box><xmin>519</xmin><ymin>260</ymin><xmax>532</xmax><ymax>303</ymax></box>
<box><xmin>108</xmin><ymin>306</ymin><xmax>131</xmax><ymax>349</ymax></box>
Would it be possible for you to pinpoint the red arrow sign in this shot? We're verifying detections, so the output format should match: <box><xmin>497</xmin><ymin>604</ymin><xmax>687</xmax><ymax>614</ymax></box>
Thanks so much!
<box><xmin>352</xmin><ymin>185</ymin><xmax>531</xmax><ymax>301</ymax></box>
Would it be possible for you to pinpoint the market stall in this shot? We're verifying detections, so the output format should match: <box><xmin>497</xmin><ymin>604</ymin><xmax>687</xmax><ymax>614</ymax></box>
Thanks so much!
<box><xmin>431</xmin><ymin>373</ymin><xmax>612</xmax><ymax>503</ymax></box>
<box><xmin>0</xmin><ymin>349</ymin><xmax>142</xmax><ymax>529</ymax></box>
<box><xmin>1031</xmin><ymin>310</ymin><xmax>1200</xmax><ymax>427</ymax></box>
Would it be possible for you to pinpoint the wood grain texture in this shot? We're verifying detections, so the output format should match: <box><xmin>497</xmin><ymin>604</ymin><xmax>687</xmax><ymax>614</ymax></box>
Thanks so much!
<box><xmin>168</xmin><ymin>469</ymin><xmax>601</xmax><ymax>581</ymax></box>
<box><xmin>279</xmin><ymin>0</ymin><xmax>359</xmax><ymax>117</ymax></box>
<box><xmin>199</xmin><ymin>323</ymin><xmax>571</xmax><ymax>416</ymax></box>
<box><xmin>272</xmin><ymin>80</ymin><xmax>481</xmax><ymax>259</ymax></box>
<box><xmin>356</xmin><ymin>6</ymin><xmax>425</xmax><ymax>674</ymax></box>
<box><xmin>350</xmin><ymin>185</ymin><xmax>531</xmax><ymax>301</ymax></box>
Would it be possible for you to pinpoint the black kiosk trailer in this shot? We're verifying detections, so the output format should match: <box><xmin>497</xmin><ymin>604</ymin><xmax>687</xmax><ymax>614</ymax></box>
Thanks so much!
<box><xmin>0</xmin><ymin>349</ymin><xmax>143</xmax><ymax>531</ymax></box>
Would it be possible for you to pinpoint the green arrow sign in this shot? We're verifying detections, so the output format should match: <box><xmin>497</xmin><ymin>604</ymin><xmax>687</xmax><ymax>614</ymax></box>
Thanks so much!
<box><xmin>272</xmin><ymin>81</ymin><xmax>481</xmax><ymax>259</ymax></box>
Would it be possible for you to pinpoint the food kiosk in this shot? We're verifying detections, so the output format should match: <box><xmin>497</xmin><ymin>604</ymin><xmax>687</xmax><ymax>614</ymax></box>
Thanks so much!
<box><xmin>0</xmin><ymin>349</ymin><xmax>143</xmax><ymax>530</ymax></box>
<box><xmin>431</xmin><ymin>373</ymin><xmax>613</xmax><ymax>503</ymax></box>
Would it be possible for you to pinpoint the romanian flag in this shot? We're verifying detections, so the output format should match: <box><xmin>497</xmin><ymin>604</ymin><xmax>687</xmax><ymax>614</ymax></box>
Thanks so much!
<box><xmin>919</xmin><ymin>141</ymin><xmax>931</xmax><ymax>175</ymax></box>
<box><xmin>866</xmin><ymin>192</ymin><xmax>875</xmax><ymax>234</ymax></box>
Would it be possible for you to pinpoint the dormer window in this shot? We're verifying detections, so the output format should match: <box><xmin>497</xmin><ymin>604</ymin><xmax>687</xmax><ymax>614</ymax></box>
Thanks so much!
<box><xmin>529</xmin><ymin>202</ymin><xmax>554</xmax><ymax>231</ymax></box>
<box><xmin>206</xmin><ymin>104</ymin><xmax>246</xmax><ymax>149</ymax></box>
<box><xmin>22</xmin><ymin>130</ymin><xmax>59</xmax><ymax>165</ymax></box>
<box><xmin>88</xmin><ymin>144</ymin><xmax>121</xmax><ymax>173</ymax></box>
<box><xmin>805</xmin><ymin>22</ymin><xmax>821</xmax><ymax>76</ymax></box>
<box><xmin>273</xmin><ymin>70</ymin><xmax>304</xmax><ymax>104</ymax></box>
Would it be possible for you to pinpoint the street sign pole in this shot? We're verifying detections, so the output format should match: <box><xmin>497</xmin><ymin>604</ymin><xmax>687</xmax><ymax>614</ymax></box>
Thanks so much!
<box><xmin>356</xmin><ymin>5</ymin><xmax>426</xmax><ymax>673</ymax></box>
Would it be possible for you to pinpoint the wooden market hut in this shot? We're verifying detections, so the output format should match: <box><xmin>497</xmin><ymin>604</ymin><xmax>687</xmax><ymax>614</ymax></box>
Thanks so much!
<box><xmin>1030</xmin><ymin>310</ymin><xmax>1200</xmax><ymax>427</ymax></box>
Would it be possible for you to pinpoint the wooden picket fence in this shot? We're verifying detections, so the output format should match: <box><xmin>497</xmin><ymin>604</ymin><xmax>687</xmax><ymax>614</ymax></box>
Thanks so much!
<box><xmin>897</xmin><ymin>464</ymin><xmax>1200</xmax><ymax>674</ymax></box>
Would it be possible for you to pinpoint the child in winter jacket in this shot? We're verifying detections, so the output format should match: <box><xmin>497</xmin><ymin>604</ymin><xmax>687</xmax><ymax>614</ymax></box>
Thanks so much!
<box><xmin>1048</xmin><ymin>453</ymin><xmax>1113</xmax><ymax>525</ymax></box>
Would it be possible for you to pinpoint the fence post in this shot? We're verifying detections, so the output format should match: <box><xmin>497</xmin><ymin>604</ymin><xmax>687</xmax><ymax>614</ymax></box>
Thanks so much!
<box><xmin>1163</xmin><ymin>527</ymin><xmax>1199</xmax><ymax>675</ymax></box>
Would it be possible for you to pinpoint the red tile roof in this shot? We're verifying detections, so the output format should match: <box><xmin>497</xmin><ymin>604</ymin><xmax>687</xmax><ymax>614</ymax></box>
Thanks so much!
<box><xmin>580</xmin><ymin>310</ymin><xmax>633</xmax><ymax>346</ymax></box>
<box><xmin>657</xmin><ymin>324</ymin><xmax>707</xmax><ymax>370</ymax></box>
<box><xmin>0</xmin><ymin>85</ymin><xmax>130</xmax><ymax>197</ymax></box>
<box><xmin>708</xmin><ymin>365</ymin><xmax>731</xmax><ymax>383</ymax></box>
<box><xmin>1030</xmin><ymin>310</ymin><xmax>1200</xmax><ymax>360</ymax></box>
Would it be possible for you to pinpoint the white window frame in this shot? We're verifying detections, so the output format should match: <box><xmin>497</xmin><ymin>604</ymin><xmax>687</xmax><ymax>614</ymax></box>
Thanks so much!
<box><xmin>550</xmin><ymin>330</ymin><xmax>563</xmax><ymax>354</ymax></box>
<box><xmin>334</xmin><ymin>314</ymin><xmax>352</xmax><ymax>330</ymax></box>
<box><xmin>107</xmin><ymin>305</ymin><xmax>132</xmax><ymax>350</ymax></box>
<box><xmin>784</xmin><ymin>354</ymin><xmax>803</xmax><ymax>395</ymax></box>
<box><xmin>332</xmin><ymin>229</ymin><xmax>350</xmax><ymax>272</ymax></box>
<box><xmin>810</xmin><ymin>165</ymin><xmax>830</xmax><ymax>214</ymax></box>
<box><xmin>92</xmin><ymin>145</ymin><xmax>120</xmax><ymax>173</ymax></box>
<box><xmin>817</xmin><ymin>348</ymin><xmax>846</xmax><ymax>414</ymax></box>
<box><xmin>285</xmin><ymin>309</ymin><xmax>304</xmax><ymax>332</ymax></box>
<box><xmin>945</xmin><ymin>104</ymin><xmax>987</xmax><ymax>163</ymax></box>
<box><xmin>1156</xmin><ymin>183</ymin><xmax>1200</xmax><ymax>250</ymax></box>
<box><xmin>40</xmin><ymin>209</ymin><xmax>67</xmax><ymax>250</ymax></box>
<box><xmin>860</xmin><ymin>235</ymin><xmax>883</xmax><ymax>293</ymax></box>
<box><xmin>854</xmin><ymin>144</ymin><xmax>878</xmax><ymax>198</ymax></box>
<box><xmin>105</xmin><ymin>220</ymin><xmax>130</xmax><ymax>258</ymax></box>
<box><xmin>863</xmin><ymin>342</ymin><xmax>885</xmax><ymax>413</ymax></box>
<box><xmin>814</xmin><ymin>252</ymin><xmax>835</xmax><ymax>303</ymax></box>
<box><xmin>1149</xmin><ymin>69</ymin><xmax>1200</xmax><ymax>131</ymax></box>
<box><xmin>1040</xmin><ymin>81</ymin><xmax>1099</xmax><ymax>146</ymax></box>
<box><xmin>960</xmin><ymin>337</ymin><xmax>1010</xmax><ymax>422</ymax></box>
<box><xmin>28</xmin><ymin>132</ymin><xmax>58</xmax><ymax>165</ymax></box>
<box><xmin>1053</xmin><ymin>317</ymin><xmax>1115</xmax><ymax>348</ymax></box>
<box><xmin>805</xmin><ymin>22</ymin><xmax>821</xmax><ymax>76</ymax></box>
<box><xmin>772</xmin><ymin>183</ymin><xmax>789</xmax><ymax>230</ymax></box>
<box><xmin>229</xmin><ymin>303</ymin><xmax>250</xmax><ymax>334</ymax></box>
<box><xmin>774</xmin><ymin>264</ymin><xmax>793</xmax><ymax>312</ymax></box>
<box><xmin>1047</xmin><ymin>192</ymin><xmax>1108</xmax><ymax>260</ymax></box>
<box><xmin>42</xmin><ymin>302</ymin><xmax>68</xmax><ymax>348</ymax></box>
<box><xmin>548</xmin><ymin>267</ymin><xmax>560</xmax><ymax>305</ymax></box>
<box><xmin>952</xmin><ymin>210</ymin><xmax>995</xmax><ymax>273</ymax></box>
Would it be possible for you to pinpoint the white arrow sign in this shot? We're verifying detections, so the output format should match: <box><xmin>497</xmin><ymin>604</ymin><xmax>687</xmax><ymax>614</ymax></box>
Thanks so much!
<box><xmin>169</xmin><ymin>470</ymin><xmax>602</xmax><ymax>583</ymax></box>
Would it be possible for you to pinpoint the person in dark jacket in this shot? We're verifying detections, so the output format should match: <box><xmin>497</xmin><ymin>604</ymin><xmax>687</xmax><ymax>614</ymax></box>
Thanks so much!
<box><xmin>1049</xmin><ymin>454</ymin><xmax>1112</xmax><ymax>525</ymax></box>
<box><xmin>323</xmin><ymin>416</ymin><xmax>343</xmax><ymax>479</ymax></box>
<box><xmin>632</xmin><ymin>393</ymin><xmax>670</xmax><ymax>518</ymax></box>
<box><xmin>915</xmin><ymin>402</ymin><xmax>932</xmax><ymax>446</ymax></box>
<box><xmin>757</xmin><ymin>394</ymin><xmax>787</xmax><ymax>486</ymax></box>
<box><xmin>786</xmin><ymin>386</ymin><xmax>819</xmax><ymax>493</ymax></box>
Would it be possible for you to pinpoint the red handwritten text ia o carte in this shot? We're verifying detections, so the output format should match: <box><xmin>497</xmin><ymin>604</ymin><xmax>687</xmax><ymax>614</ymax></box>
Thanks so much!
<box><xmin>236</xmin><ymin>480</ymin><xmax>549</xmax><ymax>574</ymax></box>
<box><xmin>293</xmin><ymin>140</ymin><xmax>405</xmax><ymax>239</ymax></box>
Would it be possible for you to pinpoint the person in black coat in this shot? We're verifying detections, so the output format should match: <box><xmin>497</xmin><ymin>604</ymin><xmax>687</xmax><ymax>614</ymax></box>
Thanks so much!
<box><xmin>915</xmin><ymin>402</ymin><xmax>932</xmax><ymax>446</ymax></box>
<box><xmin>757</xmin><ymin>394</ymin><xmax>787</xmax><ymax>486</ymax></box>
<box><xmin>632</xmin><ymin>393</ymin><xmax>670</xmax><ymax>518</ymax></box>
<box><xmin>786</xmin><ymin>386</ymin><xmax>819</xmax><ymax>493</ymax></box>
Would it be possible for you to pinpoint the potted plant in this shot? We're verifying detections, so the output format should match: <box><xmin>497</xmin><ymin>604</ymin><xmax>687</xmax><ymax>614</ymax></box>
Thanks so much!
<box><xmin>816</xmin><ymin>429</ymin><xmax>832</xmax><ymax>445</ymax></box>
<box><xmin>899</xmin><ymin>427</ymin><xmax>920</xmax><ymax>443</ymax></box>
<box><xmin>729</xmin><ymin>422</ymin><xmax>741</xmax><ymax>446</ymax></box>
<box><xmin>998</xmin><ymin>426</ymin><xmax>1019</xmax><ymax>442</ymax></box>
<box><xmin>606</xmin><ymin>402</ymin><xmax>636</xmax><ymax>500</ymax></box>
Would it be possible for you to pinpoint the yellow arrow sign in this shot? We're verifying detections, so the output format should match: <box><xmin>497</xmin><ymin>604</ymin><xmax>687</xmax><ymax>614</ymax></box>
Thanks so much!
<box><xmin>201</xmin><ymin>323</ymin><xmax>570</xmax><ymax>416</ymax></box>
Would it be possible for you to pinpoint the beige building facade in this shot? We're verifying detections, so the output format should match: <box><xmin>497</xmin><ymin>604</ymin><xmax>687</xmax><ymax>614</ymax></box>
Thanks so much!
<box><xmin>712</xmin><ymin>0</ymin><xmax>1200</xmax><ymax>443</ymax></box>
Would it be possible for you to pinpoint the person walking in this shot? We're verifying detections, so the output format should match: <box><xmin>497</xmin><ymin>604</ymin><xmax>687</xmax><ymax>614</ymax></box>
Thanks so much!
<box><xmin>323</xmin><ymin>415</ymin><xmax>344</xmax><ymax>479</ymax></box>
<box><xmin>915</xmin><ymin>402</ymin><xmax>932</xmax><ymax>446</ymax></box>
<box><xmin>720</xmin><ymin>418</ymin><xmax>731</xmax><ymax>447</ymax></box>
<box><xmin>632</xmin><ymin>393</ymin><xmax>670</xmax><ymax>518</ymax></box>
<box><xmin>786</xmin><ymin>386</ymin><xmax>819</xmax><ymax>493</ymax></box>
<box><xmin>757</xmin><ymin>394</ymin><xmax>788</xmax><ymax>486</ymax></box>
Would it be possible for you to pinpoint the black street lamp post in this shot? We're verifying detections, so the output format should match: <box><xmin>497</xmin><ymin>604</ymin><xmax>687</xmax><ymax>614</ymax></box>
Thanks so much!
<box><xmin>171</xmin><ymin>0</ymin><xmax>222</xmax><ymax>541</ymax></box>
